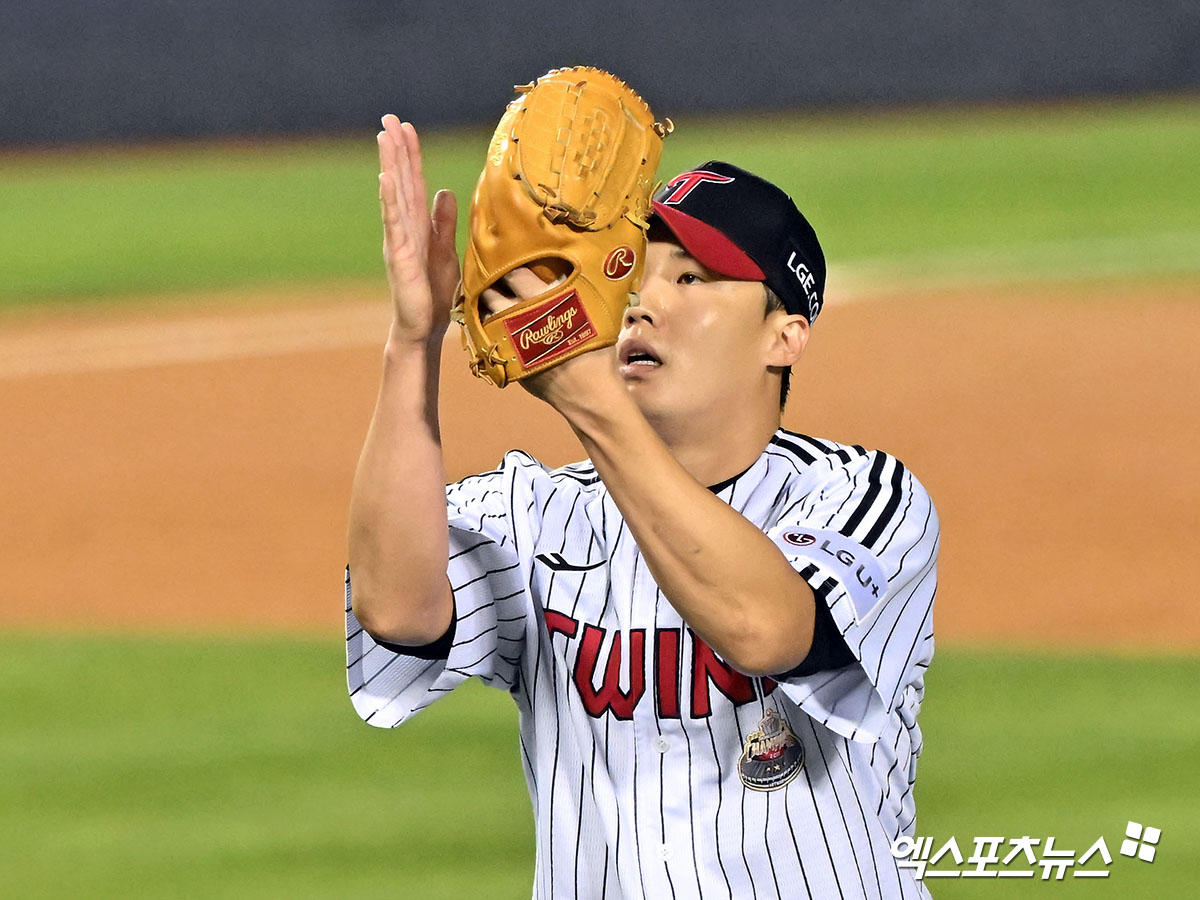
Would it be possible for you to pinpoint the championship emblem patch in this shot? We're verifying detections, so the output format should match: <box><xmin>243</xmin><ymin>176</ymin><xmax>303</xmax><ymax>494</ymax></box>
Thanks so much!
<box><xmin>738</xmin><ymin>709</ymin><xmax>804</xmax><ymax>792</ymax></box>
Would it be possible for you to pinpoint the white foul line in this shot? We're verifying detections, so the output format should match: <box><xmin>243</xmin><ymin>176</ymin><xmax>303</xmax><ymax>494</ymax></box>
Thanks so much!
<box><xmin>0</xmin><ymin>303</ymin><xmax>391</xmax><ymax>379</ymax></box>
<box><xmin>1</xmin><ymin>231</ymin><xmax>1196</xmax><ymax>379</ymax></box>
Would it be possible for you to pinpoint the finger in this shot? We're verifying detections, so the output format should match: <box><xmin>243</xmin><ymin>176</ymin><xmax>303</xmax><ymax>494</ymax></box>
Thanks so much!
<box><xmin>402</xmin><ymin>122</ymin><xmax>430</xmax><ymax>222</ymax></box>
<box><xmin>428</xmin><ymin>190</ymin><xmax>462</xmax><ymax>303</ymax></box>
<box><xmin>376</xmin><ymin>126</ymin><xmax>389</xmax><ymax>175</ymax></box>
<box><xmin>504</xmin><ymin>266</ymin><xmax>555</xmax><ymax>297</ymax></box>
<box><xmin>380</xmin><ymin>114</ymin><xmax>405</xmax><ymax>174</ymax></box>
<box><xmin>377</xmin><ymin>136</ymin><xmax>410</xmax><ymax>240</ymax></box>
<box><xmin>379</xmin><ymin>172</ymin><xmax>397</xmax><ymax>227</ymax></box>
<box><xmin>380</xmin><ymin>173</ymin><xmax>418</xmax><ymax>272</ymax></box>
<box><xmin>391</xmin><ymin>121</ymin><xmax>417</xmax><ymax>217</ymax></box>
<box><xmin>377</xmin><ymin>129</ymin><xmax>401</xmax><ymax>205</ymax></box>
<box><xmin>378</xmin><ymin>116</ymin><xmax>404</xmax><ymax>189</ymax></box>
<box><xmin>480</xmin><ymin>287</ymin><xmax>520</xmax><ymax>320</ymax></box>
<box><xmin>381</xmin><ymin>116</ymin><xmax>417</xmax><ymax>228</ymax></box>
<box><xmin>430</xmin><ymin>189</ymin><xmax>458</xmax><ymax>256</ymax></box>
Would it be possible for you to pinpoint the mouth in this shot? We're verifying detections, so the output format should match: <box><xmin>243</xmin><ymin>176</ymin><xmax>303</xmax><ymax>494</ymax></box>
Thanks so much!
<box><xmin>618</xmin><ymin>339</ymin><xmax>663</xmax><ymax>374</ymax></box>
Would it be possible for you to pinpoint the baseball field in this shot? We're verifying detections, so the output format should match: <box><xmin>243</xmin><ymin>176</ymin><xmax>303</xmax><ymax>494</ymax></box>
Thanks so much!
<box><xmin>2</xmin><ymin>96</ymin><xmax>1198</xmax><ymax>898</ymax></box>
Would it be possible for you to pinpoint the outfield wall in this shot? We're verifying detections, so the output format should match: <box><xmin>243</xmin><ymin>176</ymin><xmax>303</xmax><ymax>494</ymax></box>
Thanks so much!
<box><xmin>4</xmin><ymin>0</ymin><xmax>1198</xmax><ymax>146</ymax></box>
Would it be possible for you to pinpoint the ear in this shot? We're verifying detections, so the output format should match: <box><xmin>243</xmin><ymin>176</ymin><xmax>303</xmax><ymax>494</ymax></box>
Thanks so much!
<box><xmin>764</xmin><ymin>313</ymin><xmax>810</xmax><ymax>367</ymax></box>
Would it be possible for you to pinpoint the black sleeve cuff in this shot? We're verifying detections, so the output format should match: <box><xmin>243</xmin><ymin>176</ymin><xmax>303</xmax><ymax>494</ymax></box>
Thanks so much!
<box><xmin>777</xmin><ymin>591</ymin><xmax>856</xmax><ymax>679</ymax></box>
<box><xmin>374</xmin><ymin>606</ymin><xmax>457</xmax><ymax>660</ymax></box>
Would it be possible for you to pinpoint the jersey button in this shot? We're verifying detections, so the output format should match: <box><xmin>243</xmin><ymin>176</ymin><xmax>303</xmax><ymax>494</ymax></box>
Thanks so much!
<box><xmin>654</xmin><ymin>736</ymin><xmax>671</xmax><ymax>753</ymax></box>
<box><xmin>659</xmin><ymin>844</ymin><xmax>673</xmax><ymax>861</ymax></box>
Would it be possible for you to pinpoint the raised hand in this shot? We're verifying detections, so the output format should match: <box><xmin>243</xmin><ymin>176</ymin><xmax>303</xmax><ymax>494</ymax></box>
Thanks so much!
<box><xmin>377</xmin><ymin>115</ymin><xmax>460</xmax><ymax>345</ymax></box>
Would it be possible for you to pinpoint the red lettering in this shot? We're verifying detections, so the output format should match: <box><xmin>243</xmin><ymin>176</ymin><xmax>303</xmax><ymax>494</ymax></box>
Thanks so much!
<box><xmin>546</xmin><ymin>617</ymin><xmax>776</xmax><ymax>720</ymax></box>
<box><xmin>544</xmin><ymin>609</ymin><xmax>578</xmax><ymax>640</ymax></box>
<box><xmin>690</xmin><ymin>631</ymin><xmax>756</xmax><ymax>717</ymax></box>
<box><xmin>655</xmin><ymin>628</ymin><xmax>681</xmax><ymax>718</ymax></box>
<box><xmin>574</xmin><ymin>625</ymin><xmax>646</xmax><ymax>720</ymax></box>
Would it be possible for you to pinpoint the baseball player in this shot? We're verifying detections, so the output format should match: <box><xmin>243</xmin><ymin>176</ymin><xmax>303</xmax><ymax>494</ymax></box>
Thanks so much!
<box><xmin>346</xmin><ymin>110</ymin><xmax>939</xmax><ymax>899</ymax></box>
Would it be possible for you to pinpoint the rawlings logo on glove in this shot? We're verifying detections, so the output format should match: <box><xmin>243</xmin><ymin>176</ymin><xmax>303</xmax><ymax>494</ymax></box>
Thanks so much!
<box><xmin>453</xmin><ymin>66</ymin><xmax>672</xmax><ymax>387</ymax></box>
<box><xmin>505</xmin><ymin>292</ymin><xmax>595</xmax><ymax>368</ymax></box>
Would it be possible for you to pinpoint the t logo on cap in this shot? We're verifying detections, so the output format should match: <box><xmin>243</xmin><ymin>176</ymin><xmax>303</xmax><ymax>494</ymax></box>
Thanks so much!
<box><xmin>651</xmin><ymin>160</ymin><xmax>827</xmax><ymax>324</ymax></box>
<box><xmin>658</xmin><ymin>171</ymin><xmax>735</xmax><ymax>205</ymax></box>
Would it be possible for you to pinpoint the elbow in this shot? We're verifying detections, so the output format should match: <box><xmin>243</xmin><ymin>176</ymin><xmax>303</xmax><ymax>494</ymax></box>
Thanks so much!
<box><xmin>349</xmin><ymin>581</ymin><xmax>394</xmax><ymax>642</ymax></box>
<box><xmin>725</xmin><ymin>643</ymin><xmax>809</xmax><ymax>679</ymax></box>
<box><xmin>718</xmin><ymin>609</ymin><xmax>814</xmax><ymax>678</ymax></box>
<box><xmin>350</xmin><ymin>571</ymin><xmax>452</xmax><ymax>647</ymax></box>
<box><xmin>350</xmin><ymin>587</ymin><xmax>393</xmax><ymax>643</ymax></box>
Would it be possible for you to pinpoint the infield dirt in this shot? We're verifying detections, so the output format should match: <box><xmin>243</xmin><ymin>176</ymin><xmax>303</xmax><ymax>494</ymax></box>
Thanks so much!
<box><xmin>2</xmin><ymin>277</ymin><xmax>1197</xmax><ymax>647</ymax></box>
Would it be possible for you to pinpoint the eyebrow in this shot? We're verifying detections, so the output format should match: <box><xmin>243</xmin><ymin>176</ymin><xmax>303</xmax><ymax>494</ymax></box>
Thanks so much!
<box><xmin>667</xmin><ymin>245</ymin><xmax>722</xmax><ymax>279</ymax></box>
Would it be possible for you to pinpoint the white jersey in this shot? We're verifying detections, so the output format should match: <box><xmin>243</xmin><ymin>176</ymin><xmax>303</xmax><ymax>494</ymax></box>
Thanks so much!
<box><xmin>346</xmin><ymin>428</ymin><xmax>939</xmax><ymax>900</ymax></box>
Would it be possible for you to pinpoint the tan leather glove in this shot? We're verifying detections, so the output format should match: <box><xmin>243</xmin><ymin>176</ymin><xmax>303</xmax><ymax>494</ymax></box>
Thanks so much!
<box><xmin>454</xmin><ymin>66</ymin><xmax>672</xmax><ymax>387</ymax></box>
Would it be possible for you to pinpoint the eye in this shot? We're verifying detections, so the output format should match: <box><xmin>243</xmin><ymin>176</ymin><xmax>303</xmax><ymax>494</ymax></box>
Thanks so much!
<box><xmin>677</xmin><ymin>272</ymin><xmax>706</xmax><ymax>286</ymax></box>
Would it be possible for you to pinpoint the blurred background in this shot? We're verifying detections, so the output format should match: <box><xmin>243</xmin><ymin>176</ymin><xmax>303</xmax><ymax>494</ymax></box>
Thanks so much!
<box><xmin>4</xmin><ymin>0</ymin><xmax>1198</xmax><ymax>146</ymax></box>
<box><xmin>2</xmin><ymin>2</ymin><xmax>1198</xmax><ymax>897</ymax></box>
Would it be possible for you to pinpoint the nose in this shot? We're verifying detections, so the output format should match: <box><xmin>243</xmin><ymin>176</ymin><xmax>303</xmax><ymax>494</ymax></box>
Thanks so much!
<box><xmin>623</xmin><ymin>273</ymin><xmax>666</xmax><ymax>327</ymax></box>
<box><xmin>623</xmin><ymin>297</ymin><xmax>655</xmax><ymax>328</ymax></box>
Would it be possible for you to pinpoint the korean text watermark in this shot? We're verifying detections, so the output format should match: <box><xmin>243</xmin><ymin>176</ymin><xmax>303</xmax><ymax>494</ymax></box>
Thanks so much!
<box><xmin>890</xmin><ymin>822</ymin><xmax>1162</xmax><ymax>881</ymax></box>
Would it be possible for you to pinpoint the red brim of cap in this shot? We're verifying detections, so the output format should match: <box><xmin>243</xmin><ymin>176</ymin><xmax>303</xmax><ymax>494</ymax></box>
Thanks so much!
<box><xmin>651</xmin><ymin>201</ymin><xmax>766</xmax><ymax>281</ymax></box>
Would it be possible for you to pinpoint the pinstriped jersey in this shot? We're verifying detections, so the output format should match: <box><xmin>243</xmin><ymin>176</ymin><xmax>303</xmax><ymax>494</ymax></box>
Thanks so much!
<box><xmin>346</xmin><ymin>428</ymin><xmax>939</xmax><ymax>900</ymax></box>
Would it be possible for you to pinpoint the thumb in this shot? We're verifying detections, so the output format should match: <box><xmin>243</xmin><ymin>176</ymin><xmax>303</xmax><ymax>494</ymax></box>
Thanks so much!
<box><xmin>429</xmin><ymin>189</ymin><xmax>458</xmax><ymax>258</ymax></box>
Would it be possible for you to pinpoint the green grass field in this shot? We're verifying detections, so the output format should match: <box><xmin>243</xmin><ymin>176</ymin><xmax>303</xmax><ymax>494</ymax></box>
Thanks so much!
<box><xmin>2</xmin><ymin>97</ymin><xmax>1197</xmax><ymax>303</ymax></box>
<box><xmin>0</xmin><ymin>635</ymin><xmax>1195</xmax><ymax>898</ymax></box>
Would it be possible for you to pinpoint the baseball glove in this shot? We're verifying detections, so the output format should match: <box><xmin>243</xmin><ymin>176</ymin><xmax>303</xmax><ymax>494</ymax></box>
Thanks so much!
<box><xmin>453</xmin><ymin>66</ymin><xmax>672</xmax><ymax>387</ymax></box>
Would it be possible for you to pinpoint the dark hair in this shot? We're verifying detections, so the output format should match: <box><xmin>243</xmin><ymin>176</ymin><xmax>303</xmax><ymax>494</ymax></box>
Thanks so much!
<box><xmin>764</xmin><ymin>285</ymin><xmax>791</xmax><ymax>410</ymax></box>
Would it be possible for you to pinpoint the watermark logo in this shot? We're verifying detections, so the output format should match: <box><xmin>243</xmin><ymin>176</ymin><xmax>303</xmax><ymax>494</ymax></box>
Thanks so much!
<box><xmin>1120</xmin><ymin>821</ymin><xmax>1161</xmax><ymax>863</ymax></box>
<box><xmin>891</xmin><ymin>822</ymin><xmax>1162</xmax><ymax>881</ymax></box>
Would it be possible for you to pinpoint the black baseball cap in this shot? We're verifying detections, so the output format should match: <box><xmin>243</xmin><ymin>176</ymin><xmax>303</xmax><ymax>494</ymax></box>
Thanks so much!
<box><xmin>650</xmin><ymin>161</ymin><xmax>826</xmax><ymax>323</ymax></box>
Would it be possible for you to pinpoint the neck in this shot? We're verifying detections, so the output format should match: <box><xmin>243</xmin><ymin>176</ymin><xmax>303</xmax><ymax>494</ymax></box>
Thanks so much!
<box><xmin>644</xmin><ymin>404</ymin><xmax>781</xmax><ymax>488</ymax></box>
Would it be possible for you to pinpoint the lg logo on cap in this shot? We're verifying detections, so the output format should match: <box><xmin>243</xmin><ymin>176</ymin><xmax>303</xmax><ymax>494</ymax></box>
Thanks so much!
<box><xmin>786</xmin><ymin>251</ymin><xmax>816</xmax><ymax>301</ymax></box>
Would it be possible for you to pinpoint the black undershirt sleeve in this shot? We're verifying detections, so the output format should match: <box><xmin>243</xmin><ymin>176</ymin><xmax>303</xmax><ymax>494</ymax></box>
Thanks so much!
<box><xmin>776</xmin><ymin>592</ymin><xmax>856</xmax><ymax>678</ymax></box>
<box><xmin>374</xmin><ymin>605</ymin><xmax>457</xmax><ymax>660</ymax></box>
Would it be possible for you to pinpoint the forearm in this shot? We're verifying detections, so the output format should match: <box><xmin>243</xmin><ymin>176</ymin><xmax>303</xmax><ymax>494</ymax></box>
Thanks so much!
<box><xmin>564</xmin><ymin>390</ymin><xmax>816</xmax><ymax>676</ymax></box>
<box><xmin>347</xmin><ymin>330</ymin><xmax>453</xmax><ymax>644</ymax></box>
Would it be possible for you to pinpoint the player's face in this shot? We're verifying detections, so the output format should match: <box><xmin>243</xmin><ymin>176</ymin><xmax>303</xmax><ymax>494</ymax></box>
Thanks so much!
<box><xmin>615</xmin><ymin>240</ymin><xmax>796</xmax><ymax>423</ymax></box>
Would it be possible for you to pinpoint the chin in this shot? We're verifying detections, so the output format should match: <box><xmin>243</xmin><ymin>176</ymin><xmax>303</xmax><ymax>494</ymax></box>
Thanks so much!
<box><xmin>625</xmin><ymin>381</ymin><xmax>667</xmax><ymax>418</ymax></box>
